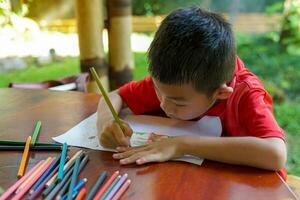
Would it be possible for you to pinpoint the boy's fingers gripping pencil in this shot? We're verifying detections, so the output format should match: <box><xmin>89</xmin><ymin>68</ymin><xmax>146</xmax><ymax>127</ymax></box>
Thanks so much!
<box><xmin>89</xmin><ymin>67</ymin><xmax>125</xmax><ymax>131</ymax></box>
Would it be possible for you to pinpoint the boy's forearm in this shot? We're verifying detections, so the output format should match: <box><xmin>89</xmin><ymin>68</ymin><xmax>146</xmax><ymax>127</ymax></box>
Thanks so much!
<box><xmin>177</xmin><ymin>136</ymin><xmax>286</xmax><ymax>171</ymax></box>
<box><xmin>97</xmin><ymin>91</ymin><xmax>124</xmax><ymax>128</ymax></box>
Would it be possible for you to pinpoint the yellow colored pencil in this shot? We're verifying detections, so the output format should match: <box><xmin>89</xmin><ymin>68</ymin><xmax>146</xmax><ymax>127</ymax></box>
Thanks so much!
<box><xmin>90</xmin><ymin>67</ymin><xmax>125</xmax><ymax>130</ymax></box>
<box><xmin>17</xmin><ymin>136</ymin><xmax>32</xmax><ymax>178</ymax></box>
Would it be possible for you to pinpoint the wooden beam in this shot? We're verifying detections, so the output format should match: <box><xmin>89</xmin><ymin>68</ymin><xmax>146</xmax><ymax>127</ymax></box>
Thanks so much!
<box><xmin>107</xmin><ymin>0</ymin><xmax>134</xmax><ymax>90</ymax></box>
<box><xmin>75</xmin><ymin>0</ymin><xmax>109</xmax><ymax>92</ymax></box>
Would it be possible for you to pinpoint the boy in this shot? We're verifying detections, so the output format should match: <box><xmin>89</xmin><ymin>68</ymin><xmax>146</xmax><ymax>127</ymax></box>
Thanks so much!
<box><xmin>97</xmin><ymin>6</ymin><xmax>287</xmax><ymax>179</ymax></box>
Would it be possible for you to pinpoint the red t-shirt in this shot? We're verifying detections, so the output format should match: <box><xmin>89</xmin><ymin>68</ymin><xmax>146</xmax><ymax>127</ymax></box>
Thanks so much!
<box><xmin>118</xmin><ymin>57</ymin><xmax>286</xmax><ymax>180</ymax></box>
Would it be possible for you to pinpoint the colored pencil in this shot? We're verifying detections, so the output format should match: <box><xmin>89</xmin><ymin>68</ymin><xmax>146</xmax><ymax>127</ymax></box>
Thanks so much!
<box><xmin>0</xmin><ymin>160</ymin><xmax>43</xmax><ymax>200</ymax></box>
<box><xmin>86</xmin><ymin>171</ymin><xmax>108</xmax><ymax>200</ymax></box>
<box><xmin>31</xmin><ymin>121</ymin><xmax>42</xmax><ymax>146</ymax></box>
<box><xmin>105</xmin><ymin>174</ymin><xmax>128</xmax><ymax>200</ymax></box>
<box><xmin>111</xmin><ymin>180</ymin><xmax>131</xmax><ymax>200</ymax></box>
<box><xmin>45</xmin><ymin>154</ymin><xmax>88</xmax><ymax>200</ymax></box>
<box><xmin>60</xmin><ymin>178</ymin><xmax>87</xmax><ymax>200</ymax></box>
<box><xmin>90</xmin><ymin>67</ymin><xmax>125</xmax><ymax>130</ymax></box>
<box><xmin>67</xmin><ymin>157</ymin><xmax>81</xmax><ymax>199</ymax></box>
<box><xmin>11</xmin><ymin>157</ymin><xmax>54</xmax><ymax>200</ymax></box>
<box><xmin>28</xmin><ymin>165</ymin><xmax>59</xmax><ymax>200</ymax></box>
<box><xmin>58</xmin><ymin>143</ymin><xmax>68</xmax><ymax>181</ymax></box>
<box><xmin>0</xmin><ymin>145</ymin><xmax>62</xmax><ymax>151</ymax></box>
<box><xmin>0</xmin><ymin>140</ymin><xmax>61</xmax><ymax>146</ymax></box>
<box><xmin>46</xmin><ymin>150</ymin><xmax>83</xmax><ymax>187</ymax></box>
<box><xmin>30</xmin><ymin>155</ymin><xmax>61</xmax><ymax>193</ymax></box>
<box><xmin>16</xmin><ymin>157</ymin><xmax>52</xmax><ymax>193</ymax></box>
<box><xmin>17</xmin><ymin>136</ymin><xmax>32</xmax><ymax>178</ymax></box>
<box><xmin>75</xmin><ymin>187</ymin><xmax>87</xmax><ymax>200</ymax></box>
<box><xmin>100</xmin><ymin>175</ymin><xmax>121</xmax><ymax>200</ymax></box>
<box><xmin>93</xmin><ymin>171</ymin><xmax>120</xmax><ymax>200</ymax></box>
<box><xmin>44</xmin><ymin>165</ymin><xmax>74</xmax><ymax>199</ymax></box>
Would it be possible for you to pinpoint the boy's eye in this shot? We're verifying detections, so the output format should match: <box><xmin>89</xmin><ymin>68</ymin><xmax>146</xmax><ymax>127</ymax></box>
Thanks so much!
<box><xmin>175</xmin><ymin>104</ymin><xmax>186</xmax><ymax>107</ymax></box>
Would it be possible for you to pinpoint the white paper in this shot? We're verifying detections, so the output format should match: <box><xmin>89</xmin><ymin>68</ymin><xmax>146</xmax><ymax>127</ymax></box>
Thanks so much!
<box><xmin>52</xmin><ymin>112</ymin><xmax>222</xmax><ymax>165</ymax></box>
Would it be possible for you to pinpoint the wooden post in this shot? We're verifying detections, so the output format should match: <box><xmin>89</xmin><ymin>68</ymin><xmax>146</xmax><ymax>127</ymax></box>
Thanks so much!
<box><xmin>75</xmin><ymin>0</ymin><xmax>109</xmax><ymax>92</ymax></box>
<box><xmin>107</xmin><ymin>0</ymin><xmax>134</xmax><ymax>90</ymax></box>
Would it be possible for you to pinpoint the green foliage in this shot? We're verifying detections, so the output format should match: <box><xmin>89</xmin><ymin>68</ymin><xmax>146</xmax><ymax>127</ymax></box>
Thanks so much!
<box><xmin>279</xmin><ymin>0</ymin><xmax>300</xmax><ymax>55</ymax></box>
<box><xmin>236</xmin><ymin>33</ymin><xmax>300</xmax><ymax>100</ymax></box>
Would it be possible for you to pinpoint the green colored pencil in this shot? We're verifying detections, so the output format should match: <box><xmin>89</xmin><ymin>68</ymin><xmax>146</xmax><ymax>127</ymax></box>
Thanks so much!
<box><xmin>90</xmin><ymin>67</ymin><xmax>125</xmax><ymax>130</ymax></box>
<box><xmin>31</xmin><ymin>120</ymin><xmax>42</xmax><ymax>146</ymax></box>
<box><xmin>100</xmin><ymin>175</ymin><xmax>121</xmax><ymax>200</ymax></box>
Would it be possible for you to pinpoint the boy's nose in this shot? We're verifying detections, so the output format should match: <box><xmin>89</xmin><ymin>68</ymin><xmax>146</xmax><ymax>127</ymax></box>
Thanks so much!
<box><xmin>160</xmin><ymin>99</ymin><xmax>174</xmax><ymax>115</ymax></box>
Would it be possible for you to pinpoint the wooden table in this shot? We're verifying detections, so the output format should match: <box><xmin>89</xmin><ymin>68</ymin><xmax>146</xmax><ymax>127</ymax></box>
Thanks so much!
<box><xmin>0</xmin><ymin>88</ymin><xmax>297</xmax><ymax>200</ymax></box>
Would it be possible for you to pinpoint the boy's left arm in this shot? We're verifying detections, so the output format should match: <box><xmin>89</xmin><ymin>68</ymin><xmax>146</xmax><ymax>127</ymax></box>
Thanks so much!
<box><xmin>113</xmin><ymin>135</ymin><xmax>286</xmax><ymax>171</ymax></box>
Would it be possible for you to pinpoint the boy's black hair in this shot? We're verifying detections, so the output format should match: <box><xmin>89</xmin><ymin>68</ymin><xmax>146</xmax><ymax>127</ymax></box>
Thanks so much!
<box><xmin>148</xmin><ymin>6</ymin><xmax>236</xmax><ymax>96</ymax></box>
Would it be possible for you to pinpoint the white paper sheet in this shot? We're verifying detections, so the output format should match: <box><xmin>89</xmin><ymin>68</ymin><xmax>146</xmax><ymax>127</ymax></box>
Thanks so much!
<box><xmin>52</xmin><ymin>113</ymin><xmax>222</xmax><ymax>165</ymax></box>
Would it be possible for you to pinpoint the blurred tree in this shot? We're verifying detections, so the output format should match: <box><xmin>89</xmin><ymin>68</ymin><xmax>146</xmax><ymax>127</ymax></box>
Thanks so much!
<box><xmin>279</xmin><ymin>0</ymin><xmax>300</xmax><ymax>55</ymax></box>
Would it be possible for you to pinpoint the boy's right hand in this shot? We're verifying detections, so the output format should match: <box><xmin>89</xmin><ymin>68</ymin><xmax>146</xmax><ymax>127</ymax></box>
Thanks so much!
<box><xmin>98</xmin><ymin>120</ymin><xmax>133</xmax><ymax>149</ymax></box>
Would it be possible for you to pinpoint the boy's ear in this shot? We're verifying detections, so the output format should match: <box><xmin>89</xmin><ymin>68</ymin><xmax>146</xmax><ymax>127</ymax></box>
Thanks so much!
<box><xmin>214</xmin><ymin>83</ymin><xmax>233</xmax><ymax>100</ymax></box>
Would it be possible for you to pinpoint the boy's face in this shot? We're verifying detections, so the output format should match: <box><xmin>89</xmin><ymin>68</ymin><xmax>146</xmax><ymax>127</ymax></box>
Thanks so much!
<box><xmin>152</xmin><ymin>79</ymin><xmax>216</xmax><ymax>120</ymax></box>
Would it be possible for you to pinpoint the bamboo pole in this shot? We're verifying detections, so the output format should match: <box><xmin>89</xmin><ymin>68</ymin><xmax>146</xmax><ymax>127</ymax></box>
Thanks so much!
<box><xmin>107</xmin><ymin>0</ymin><xmax>134</xmax><ymax>90</ymax></box>
<box><xmin>75</xmin><ymin>0</ymin><xmax>109</xmax><ymax>93</ymax></box>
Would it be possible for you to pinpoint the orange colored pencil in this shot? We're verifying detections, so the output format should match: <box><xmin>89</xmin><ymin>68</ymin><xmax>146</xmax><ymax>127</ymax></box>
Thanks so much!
<box><xmin>75</xmin><ymin>187</ymin><xmax>87</xmax><ymax>200</ymax></box>
<box><xmin>17</xmin><ymin>136</ymin><xmax>32</xmax><ymax>178</ymax></box>
<box><xmin>93</xmin><ymin>171</ymin><xmax>119</xmax><ymax>200</ymax></box>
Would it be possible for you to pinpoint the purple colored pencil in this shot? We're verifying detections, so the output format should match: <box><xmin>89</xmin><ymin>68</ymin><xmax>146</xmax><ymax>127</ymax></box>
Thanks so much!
<box><xmin>104</xmin><ymin>174</ymin><xmax>128</xmax><ymax>200</ymax></box>
<box><xmin>28</xmin><ymin>165</ymin><xmax>59</xmax><ymax>200</ymax></box>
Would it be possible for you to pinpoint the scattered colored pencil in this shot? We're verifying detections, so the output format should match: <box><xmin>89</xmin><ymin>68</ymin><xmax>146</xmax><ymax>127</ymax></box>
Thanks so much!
<box><xmin>111</xmin><ymin>180</ymin><xmax>131</xmax><ymax>200</ymax></box>
<box><xmin>67</xmin><ymin>157</ymin><xmax>81</xmax><ymax>199</ymax></box>
<box><xmin>46</xmin><ymin>150</ymin><xmax>82</xmax><ymax>187</ymax></box>
<box><xmin>75</xmin><ymin>187</ymin><xmax>87</xmax><ymax>200</ymax></box>
<box><xmin>16</xmin><ymin>158</ymin><xmax>52</xmax><ymax>193</ymax></box>
<box><xmin>12</xmin><ymin>157</ymin><xmax>54</xmax><ymax>200</ymax></box>
<box><xmin>90</xmin><ymin>67</ymin><xmax>125</xmax><ymax>130</ymax></box>
<box><xmin>93</xmin><ymin>171</ymin><xmax>120</xmax><ymax>200</ymax></box>
<box><xmin>61</xmin><ymin>178</ymin><xmax>87</xmax><ymax>200</ymax></box>
<box><xmin>31</xmin><ymin>121</ymin><xmax>42</xmax><ymax>146</ymax></box>
<box><xmin>105</xmin><ymin>174</ymin><xmax>128</xmax><ymax>200</ymax></box>
<box><xmin>17</xmin><ymin>136</ymin><xmax>32</xmax><ymax>178</ymax></box>
<box><xmin>0</xmin><ymin>160</ymin><xmax>43</xmax><ymax>200</ymax></box>
<box><xmin>100</xmin><ymin>175</ymin><xmax>121</xmax><ymax>200</ymax></box>
<box><xmin>0</xmin><ymin>140</ymin><xmax>61</xmax><ymax>146</ymax></box>
<box><xmin>28</xmin><ymin>165</ymin><xmax>59</xmax><ymax>200</ymax></box>
<box><xmin>58</xmin><ymin>143</ymin><xmax>68</xmax><ymax>181</ymax></box>
<box><xmin>86</xmin><ymin>171</ymin><xmax>108</xmax><ymax>200</ymax></box>
<box><xmin>0</xmin><ymin>145</ymin><xmax>62</xmax><ymax>151</ymax></box>
<box><xmin>30</xmin><ymin>155</ymin><xmax>61</xmax><ymax>193</ymax></box>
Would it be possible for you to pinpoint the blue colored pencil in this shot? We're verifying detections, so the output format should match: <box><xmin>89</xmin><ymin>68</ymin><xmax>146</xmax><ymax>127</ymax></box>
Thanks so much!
<box><xmin>86</xmin><ymin>171</ymin><xmax>108</xmax><ymax>200</ymax></box>
<box><xmin>58</xmin><ymin>143</ymin><xmax>68</xmax><ymax>181</ymax></box>
<box><xmin>30</xmin><ymin>155</ymin><xmax>61</xmax><ymax>193</ymax></box>
<box><xmin>61</xmin><ymin>178</ymin><xmax>87</xmax><ymax>200</ymax></box>
<box><xmin>67</xmin><ymin>157</ymin><xmax>81</xmax><ymax>200</ymax></box>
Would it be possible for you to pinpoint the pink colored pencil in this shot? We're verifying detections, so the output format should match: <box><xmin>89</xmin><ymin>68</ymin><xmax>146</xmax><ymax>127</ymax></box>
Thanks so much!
<box><xmin>93</xmin><ymin>171</ymin><xmax>119</xmax><ymax>200</ymax></box>
<box><xmin>11</xmin><ymin>157</ymin><xmax>54</xmax><ymax>200</ymax></box>
<box><xmin>111</xmin><ymin>179</ymin><xmax>131</xmax><ymax>200</ymax></box>
<box><xmin>0</xmin><ymin>160</ymin><xmax>43</xmax><ymax>200</ymax></box>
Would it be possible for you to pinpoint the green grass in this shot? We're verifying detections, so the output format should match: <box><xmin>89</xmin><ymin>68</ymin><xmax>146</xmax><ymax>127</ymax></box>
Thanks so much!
<box><xmin>0</xmin><ymin>57</ymin><xmax>80</xmax><ymax>87</ymax></box>
<box><xmin>0</xmin><ymin>51</ymin><xmax>299</xmax><ymax>176</ymax></box>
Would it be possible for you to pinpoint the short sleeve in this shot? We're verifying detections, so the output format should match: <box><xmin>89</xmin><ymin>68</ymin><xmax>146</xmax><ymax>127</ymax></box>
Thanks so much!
<box><xmin>239</xmin><ymin>89</ymin><xmax>285</xmax><ymax>141</ymax></box>
<box><xmin>118</xmin><ymin>76</ymin><xmax>161</xmax><ymax>114</ymax></box>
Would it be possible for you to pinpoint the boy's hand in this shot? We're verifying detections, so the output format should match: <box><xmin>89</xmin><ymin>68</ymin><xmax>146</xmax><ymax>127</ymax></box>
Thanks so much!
<box><xmin>112</xmin><ymin>137</ymin><xmax>183</xmax><ymax>165</ymax></box>
<box><xmin>99</xmin><ymin>120</ymin><xmax>133</xmax><ymax>149</ymax></box>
